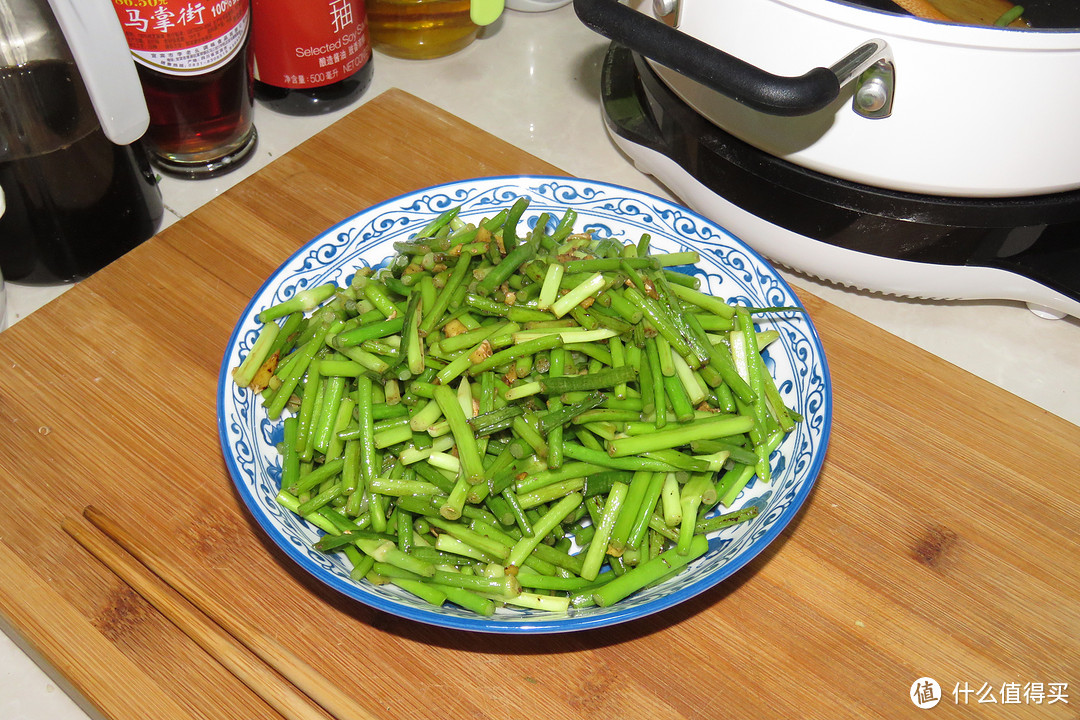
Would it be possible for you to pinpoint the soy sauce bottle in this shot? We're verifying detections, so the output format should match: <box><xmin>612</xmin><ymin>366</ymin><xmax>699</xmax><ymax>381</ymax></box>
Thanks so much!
<box><xmin>0</xmin><ymin>0</ymin><xmax>163</xmax><ymax>284</ymax></box>
<box><xmin>252</xmin><ymin>0</ymin><xmax>374</xmax><ymax>116</ymax></box>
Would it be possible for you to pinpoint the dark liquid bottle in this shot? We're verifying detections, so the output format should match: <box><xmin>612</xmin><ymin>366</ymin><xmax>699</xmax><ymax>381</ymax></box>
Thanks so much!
<box><xmin>111</xmin><ymin>0</ymin><xmax>258</xmax><ymax>178</ymax></box>
<box><xmin>0</xmin><ymin>60</ymin><xmax>163</xmax><ymax>284</ymax></box>
<box><xmin>134</xmin><ymin>32</ymin><xmax>258</xmax><ymax>177</ymax></box>
<box><xmin>252</xmin><ymin>0</ymin><xmax>374</xmax><ymax>116</ymax></box>
<box><xmin>254</xmin><ymin>62</ymin><xmax>373</xmax><ymax>116</ymax></box>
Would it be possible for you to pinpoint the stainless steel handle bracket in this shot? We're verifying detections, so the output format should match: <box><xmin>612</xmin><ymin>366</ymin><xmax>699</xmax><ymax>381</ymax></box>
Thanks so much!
<box><xmin>828</xmin><ymin>39</ymin><xmax>895</xmax><ymax>119</ymax></box>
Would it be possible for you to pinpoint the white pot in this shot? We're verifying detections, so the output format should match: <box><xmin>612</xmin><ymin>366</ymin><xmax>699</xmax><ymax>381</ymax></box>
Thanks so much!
<box><xmin>576</xmin><ymin>0</ymin><xmax>1080</xmax><ymax>198</ymax></box>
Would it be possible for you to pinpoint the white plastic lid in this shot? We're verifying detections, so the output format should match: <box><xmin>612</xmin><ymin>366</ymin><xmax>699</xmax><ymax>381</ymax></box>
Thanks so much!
<box><xmin>46</xmin><ymin>0</ymin><xmax>149</xmax><ymax>145</ymax></box>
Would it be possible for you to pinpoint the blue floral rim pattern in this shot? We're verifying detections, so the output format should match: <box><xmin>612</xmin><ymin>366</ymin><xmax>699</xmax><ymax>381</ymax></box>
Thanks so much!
<box><xmin>217</xmin><ymin>175</ymin><xmax>832</xmax><ymax>634</ymax></box>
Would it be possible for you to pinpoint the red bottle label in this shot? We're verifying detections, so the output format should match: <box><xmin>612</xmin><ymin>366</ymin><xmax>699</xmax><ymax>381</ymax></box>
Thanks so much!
<box><xmin>112</xmin><ymin>0</ymin><xmax>250</xmax><ymax>76</ymax></box>
<box><xmin>251</xmin><ymin>0</ymin><xmax>371</xmax><ymax>89</ymax></box>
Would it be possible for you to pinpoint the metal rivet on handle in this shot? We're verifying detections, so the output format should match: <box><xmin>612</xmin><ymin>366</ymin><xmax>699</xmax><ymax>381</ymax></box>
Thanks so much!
<box><xmin>653</xmin><ymin>0</ymin><xmax>678</xmax><ymax>18</ymax></box>
<box><xmin>853</xmin><ymin>60</ymin><xmax>895</xmax><ymax>119</ymax></box>
<box><xmin>855</xmin><ymin>77</ymin><xmax>889</xmax><ymax>112</ymax></box>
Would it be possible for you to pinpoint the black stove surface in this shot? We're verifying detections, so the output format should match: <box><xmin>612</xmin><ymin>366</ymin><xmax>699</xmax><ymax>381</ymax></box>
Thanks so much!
<box><xmin>600</xmin><ymin>43</ymin><xmax>1080</xmax><ymax>305</ymax></box>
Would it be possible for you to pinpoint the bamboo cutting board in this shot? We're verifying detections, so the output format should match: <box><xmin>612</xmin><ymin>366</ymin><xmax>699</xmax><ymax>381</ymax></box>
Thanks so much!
<box><xmin>0</xmin><ymin>89</ymin><xmax>1077</xmax><ymax>720</ymax></box>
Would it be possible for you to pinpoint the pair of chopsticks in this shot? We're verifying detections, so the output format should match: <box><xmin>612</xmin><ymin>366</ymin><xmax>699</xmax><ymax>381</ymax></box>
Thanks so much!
<box><xmin>63</xmin><ymin>506</ymin><xmax>379</xmax><ymax>720</ymax></box>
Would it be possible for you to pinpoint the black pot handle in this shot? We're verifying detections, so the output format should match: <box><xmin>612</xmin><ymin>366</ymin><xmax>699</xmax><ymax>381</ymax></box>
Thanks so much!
<box><xmin>574</xmin><ymin>0</ymin><xmax>887</xmax><ymax>117</ymax></box>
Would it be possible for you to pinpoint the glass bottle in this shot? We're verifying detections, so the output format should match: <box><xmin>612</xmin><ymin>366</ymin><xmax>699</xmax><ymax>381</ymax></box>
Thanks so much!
<box><xmin>366</xmin><ymin>0</ymin><xmax>479</xmax><ymax>60</ymax></box>
<box><xmin>110</xmin><ymin>0</ymin><xmax>258</xmax><ymax>178</ymax></box>
<box><xmin>1</xmin><ymin>0</ymin><xmax>163</xmax><ymax>284</ymax></box>
<box><xmin>252</xmin><ymin>0</ymin><xmax>374</xmax><ymax>116</ymax></box>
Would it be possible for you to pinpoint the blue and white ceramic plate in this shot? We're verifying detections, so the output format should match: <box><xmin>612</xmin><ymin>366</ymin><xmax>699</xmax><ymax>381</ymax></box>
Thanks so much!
<box><xmin>218</xmin><ymin>176</ymin><xmax>832</xmax><ymax>633</ymax></box>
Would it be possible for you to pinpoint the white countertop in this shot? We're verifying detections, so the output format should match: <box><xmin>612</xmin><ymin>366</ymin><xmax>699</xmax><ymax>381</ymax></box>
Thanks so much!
<box><xmin>2</xmin><ymin>6</ymin><xmax>1078</xmax><ymax>719</ymax></box>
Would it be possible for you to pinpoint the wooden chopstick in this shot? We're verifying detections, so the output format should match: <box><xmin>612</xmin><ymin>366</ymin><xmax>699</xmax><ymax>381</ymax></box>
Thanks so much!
<box><xmin>62</xmin><ymin>515</ymin><xmax>332</xmax><ymax>720</ymax></box>
<box><xmin>64</xmin><ymin>506</ymin><xmax>380</xmax><ymax>720</ymax></box>
<box><xmin>0</xmin><ymin>539</ymin><xmax>203</xmax><ymax>720</ymax></box>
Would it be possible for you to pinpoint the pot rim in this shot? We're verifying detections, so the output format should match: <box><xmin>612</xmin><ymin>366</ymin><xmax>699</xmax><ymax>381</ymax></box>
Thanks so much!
<box><xmin>773</xmin><ymin>0</ymin><xmax>1080</xmax><ymax>48</ymax></box>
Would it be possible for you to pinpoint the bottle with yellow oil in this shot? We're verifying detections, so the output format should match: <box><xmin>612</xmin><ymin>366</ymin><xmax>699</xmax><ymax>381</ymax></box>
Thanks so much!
<box><xmin>367</xmin><ymin>0</ymin><xmax>502</xmax><ymax>59</ymax></box>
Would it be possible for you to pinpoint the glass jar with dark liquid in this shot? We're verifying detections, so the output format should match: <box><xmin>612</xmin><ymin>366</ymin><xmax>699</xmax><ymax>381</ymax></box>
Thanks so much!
<box><xmin>0</xmin><ymin>19</ymin><xmax>163</xmax><ymax>284</ymax></box>
<box><xmin>111</xmin><ymin>0</ymin><xmax>258</xmax><ymax>178</ymax></box>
